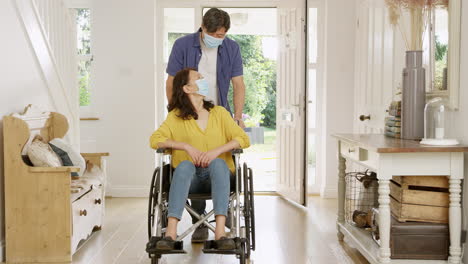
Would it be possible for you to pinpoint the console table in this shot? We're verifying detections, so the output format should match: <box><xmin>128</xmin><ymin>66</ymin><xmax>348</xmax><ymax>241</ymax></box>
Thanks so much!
<box><xmin>333</xmin><ymin>134</ymin><xmax>468</xmax><ymax>264</ymax></box>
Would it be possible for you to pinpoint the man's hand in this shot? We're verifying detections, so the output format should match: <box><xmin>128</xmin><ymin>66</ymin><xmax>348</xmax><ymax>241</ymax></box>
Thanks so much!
<box><xmin>232</xmin><ymin>76</ymin><xmax>246</xmax><ymax>129</ymax></box>
<box><xmin>235</xmin><ymin>119</ymin><xmax>246</xmax><ymax>129</ymax></box>
<box><xmin>184</xmin><ymin>144</ymin><xmax>203</xmax><ymax>166</ymax></box>
<box><xmin>199</xmin><ymin>149</ymin><xmax>222</xmax><ymax>168</ymax></box>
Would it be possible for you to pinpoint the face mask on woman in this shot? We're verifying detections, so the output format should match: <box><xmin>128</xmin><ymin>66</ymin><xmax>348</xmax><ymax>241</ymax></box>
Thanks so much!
<box><xmin>203</xmin><ymin>32</ymin><xmax>224</xmax><ymax>48</ymax></box>
<box><xmin>195</xmin><ymin>79</ymin><xmax>209</xmax><ymax>97</ymax></box>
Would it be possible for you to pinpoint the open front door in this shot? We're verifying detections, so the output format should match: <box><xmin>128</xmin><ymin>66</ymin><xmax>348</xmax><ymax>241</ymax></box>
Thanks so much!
<box><xmin>276</xmin><ymin>1</ymin><xmax>307</xmax><ymax>206</ymax></box>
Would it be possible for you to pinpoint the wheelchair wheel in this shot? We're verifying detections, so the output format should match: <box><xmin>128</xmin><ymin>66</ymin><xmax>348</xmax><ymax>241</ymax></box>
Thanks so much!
<box><xmin>148</xmin><ymin>167</ymin><xmax>167</xmax><ymax>239</ymax></box>
<box><xmin>248</xmin><ymin>168</ymin><xmax>256</xmax><ymax>251</ymax></box>
<box><xmin>242</xmin><ymin>163</ymin><xmax>252</xmax><ymax>258</ymax></box>
<box><xmin>239</xmin><ymin>241</ymin><xmax>246</xmax><ymax>264</ymax></box>
<box><xmin>148</xmin><ymin>167</ymin><xmax>159</xmax><ymax>239</ymax></box>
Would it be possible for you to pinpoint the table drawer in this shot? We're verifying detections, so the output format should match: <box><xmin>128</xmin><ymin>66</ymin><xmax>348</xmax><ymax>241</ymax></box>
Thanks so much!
<box><xmin>340</xmin><ymin>141</ymin><xmax>359</xmax><ymax>160</ymax></box>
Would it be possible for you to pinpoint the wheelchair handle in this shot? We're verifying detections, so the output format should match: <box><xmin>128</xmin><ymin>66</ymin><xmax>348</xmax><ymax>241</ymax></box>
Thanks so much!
<box><xmin>156</xmin><ymin>148</ymin><xmax>167</xmax><ymax>153</ymax></box>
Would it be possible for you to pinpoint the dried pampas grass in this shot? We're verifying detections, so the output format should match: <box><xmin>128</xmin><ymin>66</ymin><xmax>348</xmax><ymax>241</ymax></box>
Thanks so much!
<box><xmin>384</xmin><ymin>0</ymin><xmax>449</xmax><ymax>50</ymax></box>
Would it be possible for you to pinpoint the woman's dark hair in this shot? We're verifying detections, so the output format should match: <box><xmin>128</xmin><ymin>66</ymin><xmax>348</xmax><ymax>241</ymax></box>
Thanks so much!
<box><xmin>168</xmin><ymin>68</ymin><xmax>214</xmax><ymax>120</ymax></box>
<box><xmin>202</xmin><ymin>8</ymin><xmax>230</xmax><ymax>33</ymax></box>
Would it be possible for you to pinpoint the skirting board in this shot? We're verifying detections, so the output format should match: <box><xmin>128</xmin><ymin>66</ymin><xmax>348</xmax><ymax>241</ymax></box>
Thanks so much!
<box><xmin>320</xmin><ymin>187</ymin><xmax>338</xmax><ymax>199</ymax></box>
<box><xmin>107</xmin><ymin>185</ymin><xmax>149</xmax><ymax>197</ymax></box>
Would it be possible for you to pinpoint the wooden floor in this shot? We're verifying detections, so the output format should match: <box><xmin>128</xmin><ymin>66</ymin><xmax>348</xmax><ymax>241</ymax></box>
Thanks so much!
<box><xmin>72</xmin><ymin>196</ymin><xmax>369</xmax><ymax>264</ymax></box>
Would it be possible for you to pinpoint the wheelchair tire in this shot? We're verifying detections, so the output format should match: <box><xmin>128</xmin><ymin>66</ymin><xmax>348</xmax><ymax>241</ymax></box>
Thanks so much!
<box><xmin>239</xmin><ymin>241</ymin><xmax>246</xmax><ymax>264</ymax></box>
<box><xmin>248</xmin><ymin>168</ymin><xmax>256</xmax><ymax>251</ymax></box>
<box><xmin>242</xmin><ymin>163</ymin><xmax>252</xmax><ymax>258</ymax></box>
<box><xmin>148</xmin><ymin>167</ymin><xmax>161</xmax><ymax>240</ymax></box>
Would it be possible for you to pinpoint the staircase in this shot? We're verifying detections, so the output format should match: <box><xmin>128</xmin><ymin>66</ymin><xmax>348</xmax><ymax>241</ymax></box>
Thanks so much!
<box><xmin>12</xmin><ymin>0</ymin><xmax>79</xmax><ymax>147</ymax></box>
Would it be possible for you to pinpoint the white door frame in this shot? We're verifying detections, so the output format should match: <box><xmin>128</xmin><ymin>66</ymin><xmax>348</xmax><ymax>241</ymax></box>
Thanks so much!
<box><xmin>306</xmin><ymin>0</ymin><xmax>325</xmax><ymax>195</ymax></box>
<box><xmin>154</xmin><ymin>1</ymin><xmax>310</xmax><ymax>204</ymax></box>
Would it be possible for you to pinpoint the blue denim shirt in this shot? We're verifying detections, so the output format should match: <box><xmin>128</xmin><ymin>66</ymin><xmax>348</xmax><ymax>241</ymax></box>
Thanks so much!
<box><xmin>166</xmin><ymin>28</ymin><xmax>243</xmax><ymax>111</ymax></box>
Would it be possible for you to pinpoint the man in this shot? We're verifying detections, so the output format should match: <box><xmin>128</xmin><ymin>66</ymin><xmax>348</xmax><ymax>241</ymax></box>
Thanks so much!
<box><xmin>165</xmin><ymin>8</ymin><xmax>246</xmax><ymax>242</ymax></box>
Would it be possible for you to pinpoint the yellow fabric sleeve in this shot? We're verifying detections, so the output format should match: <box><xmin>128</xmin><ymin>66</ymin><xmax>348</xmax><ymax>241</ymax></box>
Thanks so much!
<box><xmin>149</xmin><ymin>114</ymin><xmax>173</xmax><ymax>149</ymax></box>
<box><xmin>219</xmin><ymin>108</ymin><xmax>251</xmax><ymax>149</ymax></box>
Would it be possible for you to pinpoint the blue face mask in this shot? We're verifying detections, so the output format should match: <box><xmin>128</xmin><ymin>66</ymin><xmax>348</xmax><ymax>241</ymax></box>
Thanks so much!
<box><xmin>203</xmin><ymin>32</ymin><xmax>224</xmax><ymax>48</ymax></box>
<box><xmin>195</xmin><ymin>79</ymin><xmax>209</xmax><ymax>97</ymax></box>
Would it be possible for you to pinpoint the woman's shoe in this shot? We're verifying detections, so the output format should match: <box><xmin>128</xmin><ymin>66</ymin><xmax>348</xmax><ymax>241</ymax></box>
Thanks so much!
<box><xmin>214</xmin><ymin>236</ymin><xmax>236</xmax><ymax>250</ymax></box>
<box><xmin>156</xmin><ymin>236</ymin><xmax>176</xmax><ymax>250</ymax></box>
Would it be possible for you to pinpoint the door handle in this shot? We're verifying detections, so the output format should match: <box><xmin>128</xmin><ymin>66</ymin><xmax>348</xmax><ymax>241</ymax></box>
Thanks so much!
<box><xmin>292</xmin><ymin>100</ymin><xmax>312</xmax><ymax>106</ymax></box>
<box><xmin>293</xmin><ymin>100</ymin><xmax>312</xmax><ymax>107</ymax></box>
<box><xmin>359</xmin><ymin>115</ymin><xmax>371</xmax><ymax>121</ymax></box>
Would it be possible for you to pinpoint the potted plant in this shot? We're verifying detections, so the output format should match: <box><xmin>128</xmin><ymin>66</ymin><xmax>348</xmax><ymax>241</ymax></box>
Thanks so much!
<box><xmin>242</xmin><ymin>113</ymin><xmax>265</xmax><ymax>145</ymax></box>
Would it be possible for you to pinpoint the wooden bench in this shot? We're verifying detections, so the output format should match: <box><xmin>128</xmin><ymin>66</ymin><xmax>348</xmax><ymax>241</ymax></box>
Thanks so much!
<box><xmin>3</xmin><ymin>105</ymin><xmax>109</xmax><ymax>263</ymax></box>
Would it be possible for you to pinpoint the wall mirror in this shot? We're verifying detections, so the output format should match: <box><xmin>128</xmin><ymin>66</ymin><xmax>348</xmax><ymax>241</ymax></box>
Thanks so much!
<box><xmin>425</xmin><ymin>0</ymin><xmax>461</xmax><ymax>110</ymax></box>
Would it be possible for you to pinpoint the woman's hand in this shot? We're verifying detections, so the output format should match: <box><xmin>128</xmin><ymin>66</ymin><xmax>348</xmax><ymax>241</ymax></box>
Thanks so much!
<box><xmin>184</xmin><ymin>144</ymin><xmax>203</xmax><ymax>166</ymax></box>
<box><xmin>199</xmin><ymin>149</ymin><xmax>222</xmax><ymax>168</ymax></box>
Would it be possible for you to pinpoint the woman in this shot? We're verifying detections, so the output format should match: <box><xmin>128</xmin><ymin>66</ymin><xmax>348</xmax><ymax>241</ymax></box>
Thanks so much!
<box><xmin>150</xmin><ymin>68</ymin><xmax>250</xmax><ymax>250</ymax></box>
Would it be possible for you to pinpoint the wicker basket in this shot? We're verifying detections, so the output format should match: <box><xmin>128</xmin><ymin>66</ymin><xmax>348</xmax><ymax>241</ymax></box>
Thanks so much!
<box><xmin>345</xmin><ymin>170</ymin><xmax>379</xmax><ymax>227</ymax></box>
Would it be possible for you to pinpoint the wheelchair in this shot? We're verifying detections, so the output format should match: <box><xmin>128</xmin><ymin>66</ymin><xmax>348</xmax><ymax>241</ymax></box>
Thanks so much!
<box><xmin>146</xmin><ymin>148</ymin><xmax>256</xmax><ymax>264</ymax></box>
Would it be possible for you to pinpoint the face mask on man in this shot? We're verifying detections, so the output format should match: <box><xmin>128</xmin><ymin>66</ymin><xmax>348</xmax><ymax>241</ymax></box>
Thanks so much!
<box><xmin>195</xmin><ymin>78</ymin><xmax>209</xmax><ymax>97</ymax></box>
<box><xmin>203</xmin><ymin>31</ymin><xmax>224</xmax><ymax>48</ymax></box>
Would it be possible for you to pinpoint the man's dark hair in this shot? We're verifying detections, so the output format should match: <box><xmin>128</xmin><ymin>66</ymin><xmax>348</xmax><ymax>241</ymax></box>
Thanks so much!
<box><xmin>202</xmin><ymin>8</ymin><xmax>230</xmax><ymax>33</ymax></box>
<box><xmin>168</xmin><ymin>68</ymin><xmax>214</xmax><ymax>120</ymax></box>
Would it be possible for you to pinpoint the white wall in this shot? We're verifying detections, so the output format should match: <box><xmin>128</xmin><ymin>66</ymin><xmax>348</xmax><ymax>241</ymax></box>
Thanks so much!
<box><xmin>90</xmin><ymin>0</ymin><xmax>156</xmax><ymax>197</ymax></box>
<box><xmin>317</xmin><ymin>0</ymin><xmax>356</xmax><ymax>198</ymax></box>
<box><xmin>0</xmin><ymin>0</ymin><xmax>54</xmax><ymax>259</ymax></box>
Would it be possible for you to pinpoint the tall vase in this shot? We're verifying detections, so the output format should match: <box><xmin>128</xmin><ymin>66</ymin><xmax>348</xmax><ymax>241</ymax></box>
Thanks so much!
<box><xmin>402</xmin><ymin>50</ymin><xmax>426</xmax><ymax>140</ymax></box>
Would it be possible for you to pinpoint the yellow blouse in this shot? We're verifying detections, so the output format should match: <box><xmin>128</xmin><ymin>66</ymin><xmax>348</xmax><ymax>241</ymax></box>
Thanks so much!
<box><xmin>150</xmin><ymin>106</ymin><xmax>250</xmax><ymax>173</ymax></box>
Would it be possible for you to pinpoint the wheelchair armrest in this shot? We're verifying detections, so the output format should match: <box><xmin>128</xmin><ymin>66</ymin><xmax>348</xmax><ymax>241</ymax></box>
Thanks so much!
<box><xmin>158</xmin><ymin>148</ymin><xmax>242</xmax><ymax>154</ymax></box>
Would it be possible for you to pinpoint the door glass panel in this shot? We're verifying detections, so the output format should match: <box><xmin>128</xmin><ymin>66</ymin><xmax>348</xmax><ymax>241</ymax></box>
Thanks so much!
<box><xmin>308</xmin><ymin>69</ymin><xmax>316</xmax><ymax>130</ymax></box>
<box><xmin>203</xmin><ymin>8</ymin><xmax>278</xmax><ymax>191</ymax></box>
<box><xmin>162</xmin><ymin>8</ymin><xmax>195</xmax><ymax>115</ymax></box>
<box><xmin>164</xmin><ymin>8</ymin><xmax>195</xmax><ymax>63</ymax></box>
<box><xmin>308</xmin><ymin>7</ymin><xmax>318</xmax><ymax>190</ymax></box>
<box><xmin>308</xmin><ymin>8</ymin><xmax>318</xmax><ymax>64</ymax></box>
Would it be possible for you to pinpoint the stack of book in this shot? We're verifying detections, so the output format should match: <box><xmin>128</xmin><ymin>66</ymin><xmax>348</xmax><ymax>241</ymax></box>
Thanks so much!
<box><xmin>385</xmin><ymin>101</ymin><xmax>401</xmax><ymax>138</ymax></box>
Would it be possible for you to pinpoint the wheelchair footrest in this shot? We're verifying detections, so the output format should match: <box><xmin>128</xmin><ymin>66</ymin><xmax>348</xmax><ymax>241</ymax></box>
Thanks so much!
<box><xmin>202</xmin><ymin>238</ymin><xmax>242</xmax><ymax>255</ymax></box>
<box><xmin>146</xmin><ymin>236</ymin><xmax>186</xmax><ymax>255</ymax></box>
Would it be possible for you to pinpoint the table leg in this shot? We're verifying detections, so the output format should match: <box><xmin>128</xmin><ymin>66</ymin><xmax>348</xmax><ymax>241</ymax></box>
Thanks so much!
<box><xmin>448</xmin><ymin>178</ymin><xmax>462</xmax><ymax>264</ymax></box>
<box><xmin>337</xmin><ymin>154</ymin><xmax>346</xmax><ymax>241</ymax></box>
<box><xmin>378</xmin><ymin>179</ymin><xmax>391</xmax><ymax>263</ymax></box>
